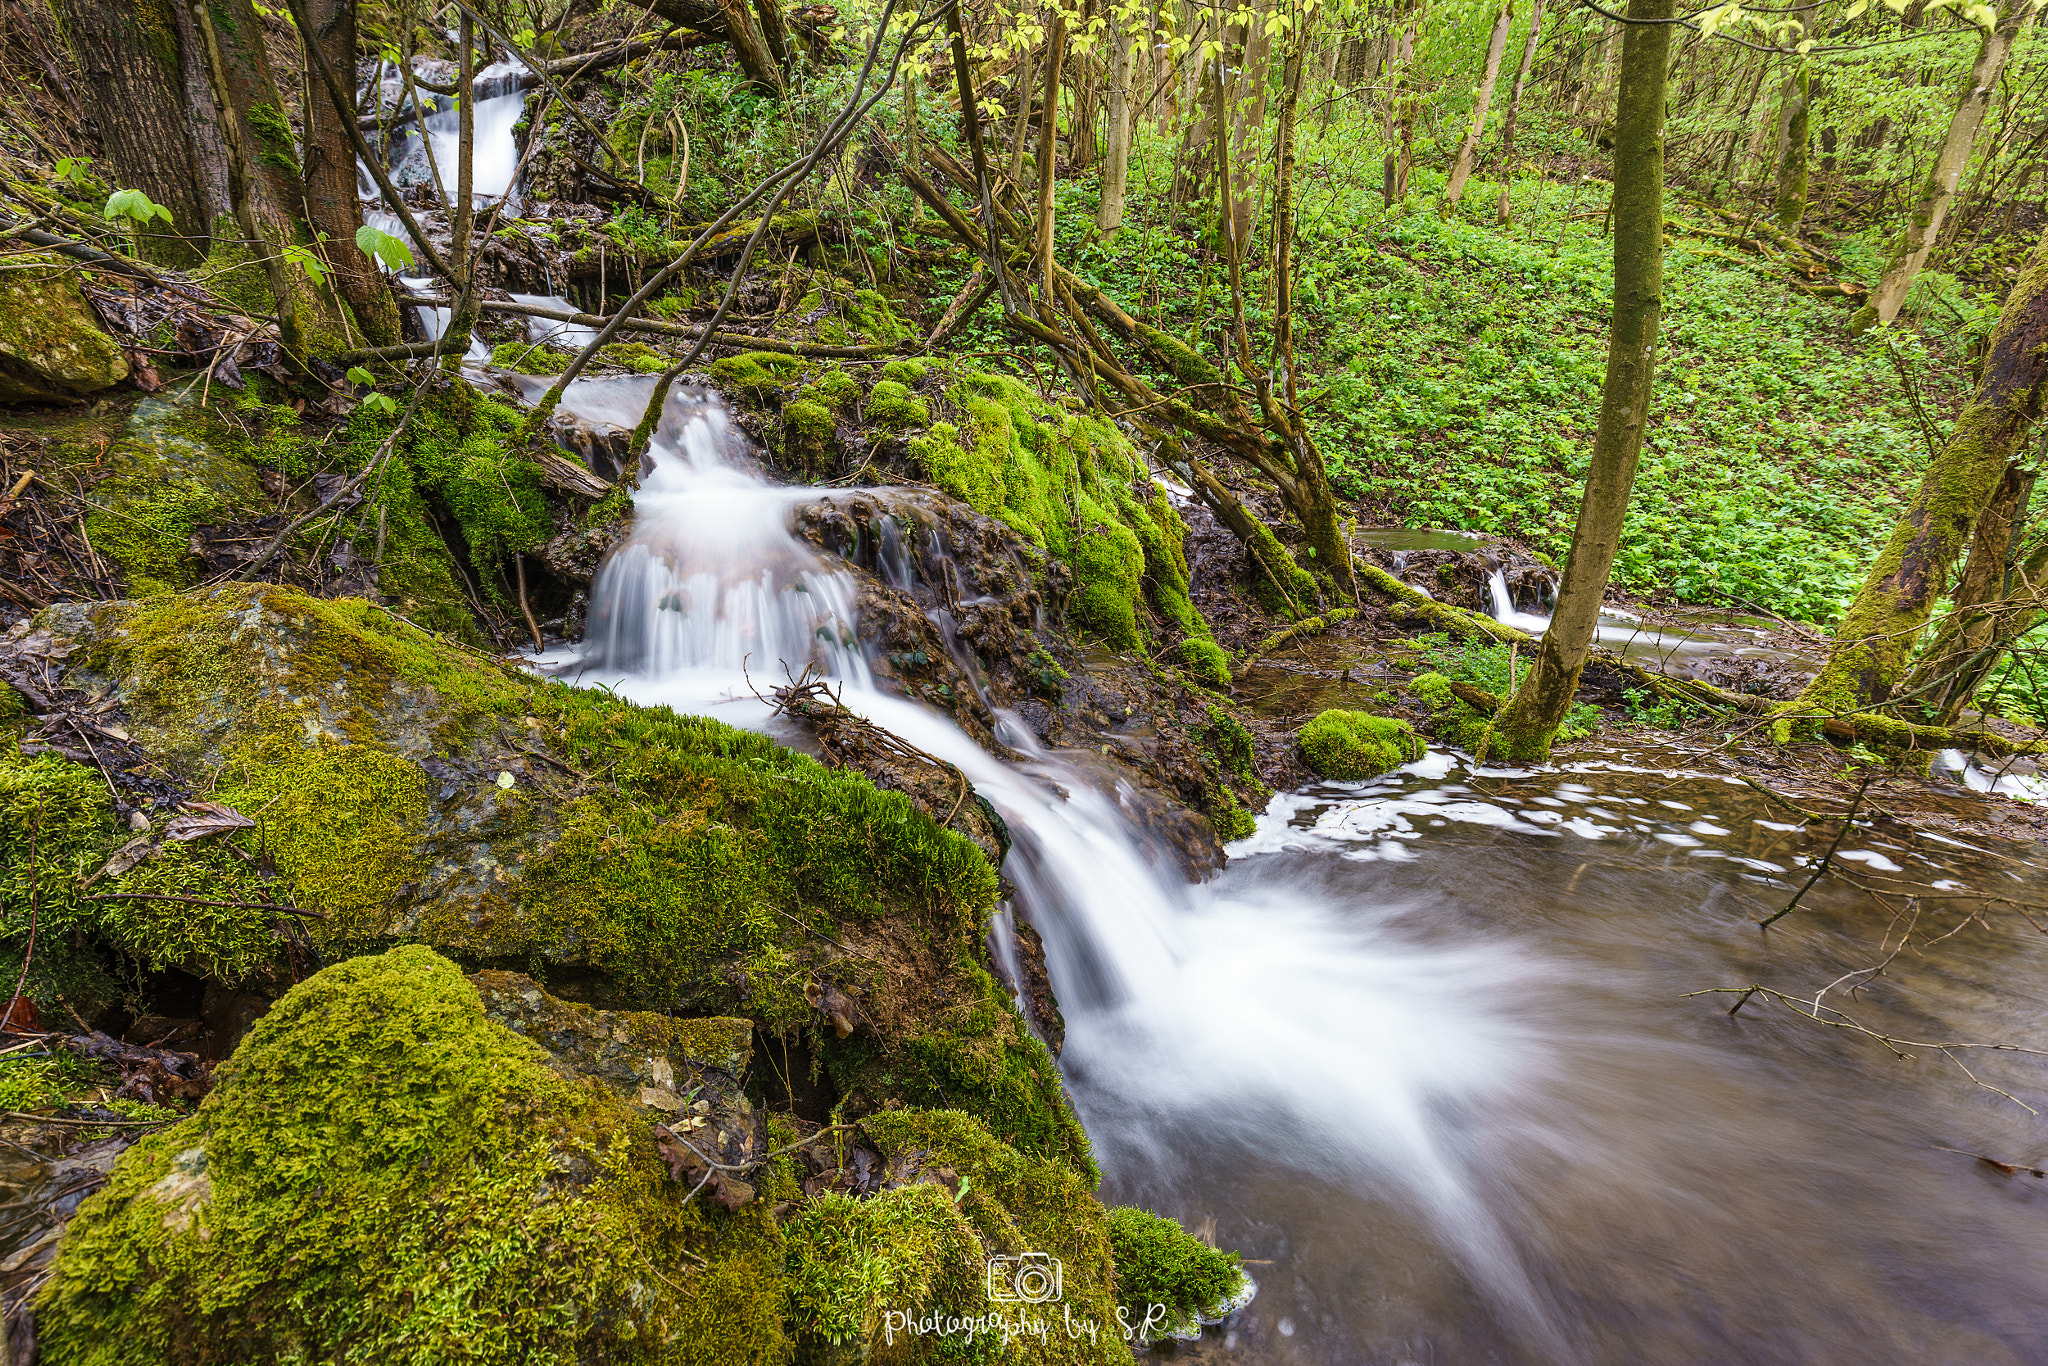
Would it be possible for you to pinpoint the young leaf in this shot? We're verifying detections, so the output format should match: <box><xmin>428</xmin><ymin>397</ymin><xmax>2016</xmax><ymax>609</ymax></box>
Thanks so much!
<box><xmin>282</xmin><ymin>242</ymin><xmax>329</xmax><ymax>287</ymax></box>
<box><xmin>344</xmin><ymin>366</ymin><xmax>377</xmax><ymax>386</ymax></box>
<box><xmin>355</xmin><ymin>224</ymin><xmax>416</xmax><ymax>272</ymax></box>
<box><xmin>103</xmin><ymin>188</ymin><xmax>172</xmax><ymax>227</ymax></box>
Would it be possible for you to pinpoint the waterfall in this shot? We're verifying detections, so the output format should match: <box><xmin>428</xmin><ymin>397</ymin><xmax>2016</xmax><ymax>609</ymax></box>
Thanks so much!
<box><xmin>562</xmin><ymin>385</ymin><xmax>1560</xmax><ymax>1347</ymax></box>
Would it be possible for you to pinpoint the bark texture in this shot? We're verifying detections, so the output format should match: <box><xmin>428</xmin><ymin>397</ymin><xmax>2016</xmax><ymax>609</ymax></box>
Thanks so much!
<box><xmin>1486</xmin><ymin>0</ymin><xmax>1674</xmax><ymax>761</ymax></box>
<box><xmin>1494</xmin><ymin>0</ymin><xmax>1544</xmax><ymax>224</ymax></box>
<box><xmin>1795</xmin><ymin>227</ymin><xmax>2048</xmax><ymax>720</ymax></box>
<box><xmin>1774</xmin><ymin>66</ymin><xmax>1810</xmax><ymax>231</ymax></box>
<box><xmin>299</xmin><ymin>0</ymin><xmax>399</xmax><ymax>345</ymax></box>
<box><xmin>54</xmin><ymin>0</ymin><xmax>209</xmax><ymax>265</ymax></box>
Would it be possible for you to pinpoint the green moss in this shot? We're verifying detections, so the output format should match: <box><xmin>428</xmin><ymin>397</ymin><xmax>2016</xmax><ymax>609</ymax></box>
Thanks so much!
<box><xmin>37</xmin><ymin>945</ymin><xmax>777</xmax><ymax>1366</ymax></box>
<box><xmin>598</xmin><ymin>341</ymin><xmax>671</xmax><ymax>374</ymax></box>
<box><xmin>1298</xmin><ymin>709</ymin><xmax>1424</xmax><ymax>780</ymax></box>
<box><xmin>857</xmin><ymin>1109</ymin><xmax>1126</xmax><ymax>1364</ymax></box>
<box><xmin>808</xmin><ymin>366</ymin><xmax>860</xmax><ymax>409</ymax></box>
<box><xmin>709</xmin><ymin>351</ymin><xmax>806</xmax><ymax>402</ymax></box>
<box><xmin>905</xmin><ymin>366</ymin><xmax>1206</xmax><ymax>649</ymax></box>
<box><xmin>490</xmin><ymin>339</ymin><xmax>579</xmax><ymax>374</ymax></box>
<box><xmin>1134</xmin><ymin>322</ymin><xmax>1221</xmax><ymax>388</ymax></box>
<box><xmin>1180</xmin><ymin>638</ymin><xmax>1232</xmax><ymax>689</ymax></box>
<box><xmin>0</xmin><ymin>253</ymin><xmax>129</xmax><ymax>402</ymax></box>
<box><xmin>782</xmin><ymin>1185</ymin><xmax>980</xmax><ymax>1354</ymax></box>
<box><xmin>100</xmin><ymin>840</ymin><xmax>281</xmax><ymax>983</ymax></box>
<box><xmin>245</xmin><ymin>101</ymin><xmax>300</xmax><ymax>177</ymax></box>
<box><xmin>1105</xmin><ymin>1206</ymin><xmax>1245</xmax><ymax>1340</ymax></box>
<box><xmin>880</xmin><ymin>359</ymin><xmax>928</xmax><ymax>386</ymax></box>
<box><xmin>803</xmin><ymin>285</ymin><xmax>914</xmax><ymax>347</ymax></box>
<box><xmin>0</xmin><ymin>751</ymin><xmax>118</xmax><ymax>1005</ymax></box>
<box><xmin>865</xmin><ymin>380</ymin><xmax>929</xmax><ymax>433</ymax></box>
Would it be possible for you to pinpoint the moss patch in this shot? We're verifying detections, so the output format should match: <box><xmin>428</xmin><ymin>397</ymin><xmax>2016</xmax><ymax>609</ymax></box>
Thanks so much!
<box><xmin>1105</xmin><ymin>1206</ymin><xmax>1246</xmax><ymax>1339</ymax></box>
<box><xmin>37</xmin><ymin>945</ymin><xmax>786</xmax><ymax>1366</ymax></box>
<box><xmin>906</xmin><ymin>367</ymin><xmax>1203</xmax><ymax>649</ymax></box>
<box><xmin>1298</xmin><ymin>709</ymin><xmax>1424</xmax><ymax>780</ymax></box>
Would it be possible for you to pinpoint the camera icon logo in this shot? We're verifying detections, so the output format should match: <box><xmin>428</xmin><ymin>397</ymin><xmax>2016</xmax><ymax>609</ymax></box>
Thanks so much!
<box><xmin>986</xmin><ymin>1252</ymin><xmax>1064</xmax><ymax>1304</ymax></box>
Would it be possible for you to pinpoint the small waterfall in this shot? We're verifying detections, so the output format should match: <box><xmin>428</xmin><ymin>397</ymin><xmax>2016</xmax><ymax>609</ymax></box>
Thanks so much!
<box><xmin>507</xmin><ymin>293</ymin><xmax>600</xmax><ymax>350</ymax></box>
<box><xmin>563</xmin><ymin>385</ymin><xmax>1560</xmax><ymax>1346</ymax></box>
<box><xmin>1486</xmin><ymin>567</ymin><xmax>1553</xmax><ymax>635</ymax></box>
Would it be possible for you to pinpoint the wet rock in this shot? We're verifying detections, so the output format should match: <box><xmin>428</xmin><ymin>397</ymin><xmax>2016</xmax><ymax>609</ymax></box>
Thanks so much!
<box><xmin>0</xmin><ymin>256</ymin><xmax>128</xmax><ymax>403</ymax></box>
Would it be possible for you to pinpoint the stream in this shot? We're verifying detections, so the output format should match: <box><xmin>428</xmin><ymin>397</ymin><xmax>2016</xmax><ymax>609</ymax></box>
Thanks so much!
<box><xmin>543</xmin><ymin>382</ymin><xmax>2048</xmax><ymax>1365</ymax></box>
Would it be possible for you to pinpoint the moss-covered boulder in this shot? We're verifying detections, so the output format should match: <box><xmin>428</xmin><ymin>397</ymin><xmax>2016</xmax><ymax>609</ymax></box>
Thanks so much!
<box><xmin>1105</xmin><ymin>1206</ymin><xmax>1251</xmax><ymax>1341</ymax></box>
<box><xmin>13</xmin><ymin>584</ymin><xmax>1084</xmax><ymax>1169</ymax></box>
<box><xmin>1298</xmin><ymin>709</ymin><xmax>1425</xmax><ymax>780</ymax></box>
<box><xmin>37</xmin><ymin>946</ymin><xmax>791</xmax><ymax>1366</ymax></box>
<box><xmin>0</xmin><ymin>256</ymin><xmax>128</xmax><ymax>403</ymax></box>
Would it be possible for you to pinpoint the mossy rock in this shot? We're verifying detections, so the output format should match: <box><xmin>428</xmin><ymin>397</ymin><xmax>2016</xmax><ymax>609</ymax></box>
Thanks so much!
<box><xmin>904</xmin><ymin>366</ymin><xmax>1203</xmax><ymax>650</ymax></box>
<box><xmin>1297</xmin><ymin>709</ymin><xmax>1424</xmax><ymax>780</ymax></box>
<box><xmin>599</xmin><ymin>341</ymin><xmax>672</xmax><ymax>374</ymax></box>
<box><xmin>1407</xmin><ymin>671</ymin><xmax>1492</xmax><ymax>750</ymax></box>
<box><xmin>23</xmin><ymin>585</ymin><xmax>1084</xmax><ymax>1167</ymax></box>
<box><xmin>709</xmin><ymin>351</ymin><xmax>807</xmax><ymax>401</ymax></box>
<box><xmin>0</xmin><ymin>254</ymin><xmax>128</xmax><ymax>402</ymax></box>
<box><xmin>37</xmin><ymin>945</ymin><xmax>790</xmax><ymax>1366</ymax></box>
<box><xmin>1105</xmin><ymin>1206</ymin><xmax>1249</xmax><ymax>1340</ymax></box>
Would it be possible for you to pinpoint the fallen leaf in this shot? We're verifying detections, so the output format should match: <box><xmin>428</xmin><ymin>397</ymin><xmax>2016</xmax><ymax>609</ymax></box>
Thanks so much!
<box><xmin>163</xmin><ymin>801</ymin><xmax>256</xmax><ymax>843</ymax></box>
<box><xmin>97</xmin><ymin>834</ymin><xmax>156</xmax><ymax>879</ymax></box>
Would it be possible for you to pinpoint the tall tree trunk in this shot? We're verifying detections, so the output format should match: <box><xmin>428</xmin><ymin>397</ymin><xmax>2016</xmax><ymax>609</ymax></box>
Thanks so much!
<box><xmin>1223</xmin><ymin>13</ymin><xmax>1270</xmax><ymax>251</ymax></box>
<box><xmin>1494</xmin><ymin>0</ymin><xmax>1544</xmax><ymax>224</ymax></box>
<box><xmin>1487</xmin><ymin>0</ymin><xmax>1674</xmax><ymax>762</ymax></box>
<box><xmin>1070</xmin><ymin>0</ymin><xmax>1099</xmax><ymax>170</ymax></box>
<box><xmin>1443</xmin><ymin>0</ymin><xmax>1512</xmax><ymax>209</ymax></box>
<box><xmin>1793</xmin><ymin>227</ymin><xmax>2048</xmax><ymax>721</ymax></box>
<box><xmin>1774</xmin><ymin>65</ymin><xmax>1810</xmax><ymax>231</ymax></box>
<box><xmin>1854</xmin><ymin>4</ymin><xmax>2023</xmax><ymax>331</ymax></box>
<box><xmin>54</xmin><ymin>0</ymin><xmax>210</xmax><ymax>265</ymax></box>
<box><xmin>299</xmin><ymin>0</ymin><xmax>398</xmax><ymax>345</ymax></box>
<box><xmin>1096</xmin><ymin>19</ymin><xmax>1134</xmax><ymax>236</ymax></box>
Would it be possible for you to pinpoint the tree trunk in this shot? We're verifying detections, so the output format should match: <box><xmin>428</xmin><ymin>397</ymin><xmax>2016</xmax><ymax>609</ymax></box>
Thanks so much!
<box><xmin>1070</xmin><ymin>0</ymin><xmax>1099</xmax><ymax>171</ymax></box>
<box><xmin>1096</xmin><ymin>20</ymin><xmax>1134</xmax><ymax>236</ymax></box>
<box><xmin>1494</xmin><ymin>0</ymin><xmax>1544</xmax><ymax>224</ymax></box>
<box><xmin>1794</xmin><ymin>228</ymin><xmax>2048</xmax><ymax>721</ymax></box>
<box><xmin>1486</xmin><ymin>0</ymin><xmax>1674</xmax><ymax>763</ymax></box>
<box><xmin>1443</xmin><ymin>0</ymin><xmax>1512</xmax><ymax>210</ymax></box>
<box><xmin>1899</xmin><ymin>461</ymin><xmax>2033</xmax><ymax>722</ymax></box>
<box><xmin>299</xmin><ymin>0</ymin><xmax>398</xmax><ymax>345</ymax></box>
<box><xmin>1773</xmin><ymin>66</ymin><xmax>1810</xmax><ymax>230</ymax></box>
<box><xmin>1855</xmin><ymin>4</ymin><xmax>2023</xmax><ymax>331</ymax></box>
<box><xmin>1223</xmin><ymin>15</ymin><xmax>1270</xmax><ymax>252</ymax></box>
<box><xmin>54</xmin><ymin>0</ymin><xmax>210</xmax><ymax>265</ymax></box>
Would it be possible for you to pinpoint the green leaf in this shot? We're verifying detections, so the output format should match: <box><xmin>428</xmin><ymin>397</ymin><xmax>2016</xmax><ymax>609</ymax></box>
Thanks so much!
<box><xmin>103</xmin><ymin>188</ymin><xmax>172</xmax><ymax>227</ymax></box>
<box><xmin>282</xmin><ymin>242</ymin><xmax>329</xmax><ymax>287</ymax></box>
<box><xmin>361</xmin><ymin>392</ymin><xmax>399</xmax><ymax>417</ymax></box>
<box><xmin>344</xmin><ymin>366</ymin><xmax>377</xmax><ymax>386</ymax></box>
<box><xmin>354</xmin><ymin>224</ymin><xmax>415</xmax><ymax>272</ymax></box>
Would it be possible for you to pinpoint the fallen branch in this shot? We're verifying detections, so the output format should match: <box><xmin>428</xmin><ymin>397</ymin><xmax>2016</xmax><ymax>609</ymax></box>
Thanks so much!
<box><xmin>476</xmin><ymin>298</ymin><xmax>906</xmax><ymax>358</ymax></box>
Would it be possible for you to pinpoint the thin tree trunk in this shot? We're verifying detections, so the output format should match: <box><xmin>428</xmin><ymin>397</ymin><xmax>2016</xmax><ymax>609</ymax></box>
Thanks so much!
<box><xmin>1223</xmin><ymin>13</ymin><xmax>1270</xmax><ymax>251</ymax></box>
<box><xmin>1494</xmin><ymin>0</ymin><xmax>1544</xmax><ymax>224</ymax></box>
<box><xmin>299</xmin><ymin>0</ymin><xmax>398</xmax><ymax>345</ymax></box>
<box><xmin>1774</xmin><ymin>66</ymin><xmax>1810</xmax><ymax>230</ymax></box>
<box><xmin>1444</xmin><ymin>0</ymin><xmax>1513</xmax><ymax>209</ymax></box>
<box><xmin>1097</xmin><ymin>19</ymin><xmax>1134</xmax><ymax>235</ymax></box>
<box><xmin>1033</xmin><ymin>10</ymin><xmax>1067</xmax><ymax>300</ymax></box>
<box><xmin>53</xmin><ymin>0</ymin><xmax>209</xmax><ymax>265</ymax></box>
<box><xmin>1855</xmin><ymin>3</ymin><xmax>2024</xmax><ymax>330</ymax></box>
<box><xmin>1794</xmin><ymin>226</ymin><xmax>2048</xmax><ymax>720</ymax></box>
<box><xmin>1487</xmin><ymin>0</ymin><xmax>1674</xmax><ymax>762</ymax></box>
<box><xmin>1070</xmin><ymin>0</ymin><xmax>1099</xmax><ymax>170</ymax></box>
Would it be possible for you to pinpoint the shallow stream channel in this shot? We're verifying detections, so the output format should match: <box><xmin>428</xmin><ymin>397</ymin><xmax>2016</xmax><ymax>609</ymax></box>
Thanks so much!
<box><xmin>532</xmin><ymin>381</ymin><xmax>2048</xmax><ymax>1366</ymax></box>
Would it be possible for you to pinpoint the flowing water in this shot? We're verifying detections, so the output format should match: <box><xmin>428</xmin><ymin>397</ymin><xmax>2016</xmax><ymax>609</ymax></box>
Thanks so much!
<box><xmin>553</xmin><ymin>387</ymin><xmax>2048</xmax><ymax>1364</ymax></box>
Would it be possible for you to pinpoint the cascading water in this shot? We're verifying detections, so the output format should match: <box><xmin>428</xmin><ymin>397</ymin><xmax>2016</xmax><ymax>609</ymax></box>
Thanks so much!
<box><xmin>557</xmin><ymin>383</ymin><xmax>1564</xmax><ymax>1350</ymax></box>
<box><xmin>559</xmin><ymin>386</ymin><xmax>2048</xmax><ymax>1363</ymax></box>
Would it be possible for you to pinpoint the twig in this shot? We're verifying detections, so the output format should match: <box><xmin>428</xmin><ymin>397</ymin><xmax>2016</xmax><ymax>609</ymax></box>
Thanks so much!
<box><xmin>1758</xmin><ymin>768</ymin><xmax>1877</xmax><ymax>928</ymax></box>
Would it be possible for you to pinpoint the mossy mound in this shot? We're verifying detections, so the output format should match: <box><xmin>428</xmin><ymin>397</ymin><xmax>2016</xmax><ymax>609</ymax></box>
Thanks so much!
<box><xmin>21</xmin><ymin>585</ymin><xmax>1083</xmax><ymax>1167</ymax></box>
<box><xmin>1408</xmin><ymin>671</ymin><xmax>1492</xmax><ymax>750</ymax></box>
<box><xmin>1180</xmin><ymin>638</ymin><xmax>1232</xmax><ymax>689</ymax></box>
<box><xmin>1297</xmin><ymin>709</ymin><xmax>1425</xmax><ymax>780</ymax></box>
<box><xmin>0</xmin><ymin>254</ymin><xmax>128</xmax><ymax>402</ymax></box>
<box><xmin>37</xmin><ymin>946</ymin><xmax>789</xmax><ymax>1366</ymax></box>
<box><xmin>906</xmin><ymin>368</ymin><xmax>1202</xmax><ymax>650</ymax></box>
<box><xmin>491</xmin><ymin>339</ymin><xmax>580</xmax><ymax>373</ymax></box>
<box><xmin>1105</xmin><ymin>1206</ymin><xmax>1249</xmax><ymax>1340</ymax></box>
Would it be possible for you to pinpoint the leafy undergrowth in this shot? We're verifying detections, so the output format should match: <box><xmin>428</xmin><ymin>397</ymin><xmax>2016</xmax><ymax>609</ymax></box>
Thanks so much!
<box><xmin>928</xmin><ymin>119</ymin><xmax>1950</xmax><ymax>630</ymax></box>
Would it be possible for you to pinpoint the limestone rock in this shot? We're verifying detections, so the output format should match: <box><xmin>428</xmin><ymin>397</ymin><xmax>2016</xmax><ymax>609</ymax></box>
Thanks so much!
<box><xmin>0</xmin><ymin>256</ymin><xmax>128</xmax><ymax>403</ymax></box>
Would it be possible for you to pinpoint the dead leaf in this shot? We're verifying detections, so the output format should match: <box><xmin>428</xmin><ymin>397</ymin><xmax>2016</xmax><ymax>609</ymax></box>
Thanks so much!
<box><xmin>162</xmin><ymin>801</ymin><xmax>255</xmax><ymax>843</ymax></box>
<box><xmin>96</xmin><ymin>833</ymin><xmax>156</xmax><ymax>880</ymax></box>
